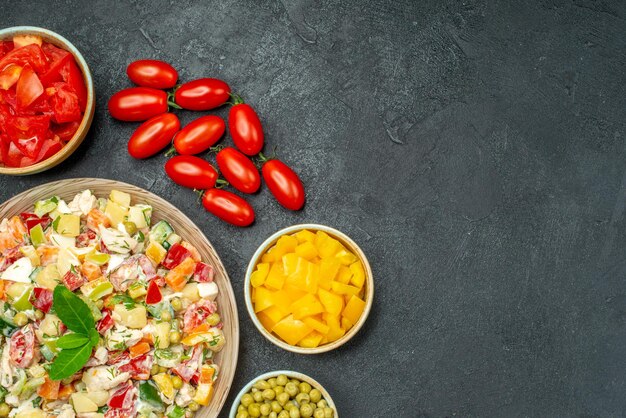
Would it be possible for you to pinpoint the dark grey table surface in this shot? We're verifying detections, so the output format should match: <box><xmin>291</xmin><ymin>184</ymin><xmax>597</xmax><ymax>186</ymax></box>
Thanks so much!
<box><xmin>2</xmin><ymin>1</ymin><xmax>626</xmax><ymax>417</ymax></box>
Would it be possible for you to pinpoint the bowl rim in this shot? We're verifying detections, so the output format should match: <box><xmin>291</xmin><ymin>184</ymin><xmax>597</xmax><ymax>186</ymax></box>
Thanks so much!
<box><xmin>244</xmin><ymin>223</ymin><xmax>374</xmax><ymax>354</ymax></box>
<box><xmin>228</xmin><ymin>370</ymin><xmax>339</xmax><ymax>418</ymax></box>
<box><xmin>0</xmin><ymin>26</ymin><xmax>95</xmax><ymax>175</ymax></box>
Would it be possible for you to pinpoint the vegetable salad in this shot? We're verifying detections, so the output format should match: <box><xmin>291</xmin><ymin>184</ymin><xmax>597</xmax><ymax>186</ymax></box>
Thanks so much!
<box><xmin>0</xmin><ymin>189</ymin><xmax>225</xmax><ymax>418</ymax></box>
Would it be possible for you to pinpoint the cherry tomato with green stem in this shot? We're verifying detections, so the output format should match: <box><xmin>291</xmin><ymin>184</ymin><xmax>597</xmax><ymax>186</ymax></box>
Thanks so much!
<box><xmin>165</xmin><ymin>155</ymin><xmax>221</xmax><ymax>190</ymax></box>
<box><xmin>128</xmin><ymin>113</ymin><xmax>180</xmax><ymax>159</ymax></box>
<box><xmin>260</xmin><ymin>155</ymin><xmax>305</xmax><ymax>211</ymax></box>
<box><xmin>174</xmin><ymin>78</ymin><xmax>230</xmax><ymax>111</ymax></box>
<box><xmin>127</xmin><ymin>59</ymin><xmax>178</xmax><ymax>89</ymax></box>
<box><xmin>108</xmin><ymin>87</ymin><xmax>178</xmax><ymax>121</ymax></box>
<box><xmin>215</xmin><ymin>147</ymin><xmax>260</xmax><ymax>194</ymax></box>
<box><xmin>202</xmin><ymin>188</ymin><xmax>254</xmax><ymax>227</ymax></box>
<box><xmin>228</xmin><ymin>95</ymin><xmax>264</xmax><ymax>156</ymax></box>
<box><xmin>171</xmin><ymin>115</ymin><xmax>225</xmax><ymax>155</ymax></box>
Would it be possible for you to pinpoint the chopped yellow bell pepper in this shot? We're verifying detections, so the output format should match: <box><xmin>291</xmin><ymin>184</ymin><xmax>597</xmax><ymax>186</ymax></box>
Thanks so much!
<box><xmin>257</xmin><ymin>311</ymin><xmax>277</xmax><ymax>331</ymax></box>
<box><xmin>276</xmin><ymin>235</ymin><xmax>298</xmax><ymax>253</ymax></box>
<box><xmin>289</xmin><ymin>294</ymin><xmax>324</xmax><ymax>320</ymax></box>
<box><xmin>294</xmin><ymin>229</ymin><xmax>316</xmax><ymax>243</ymax></box>
<box><xmin>265</xmin><ymin>263</ymin><xmax>287</xmax><ymax>290</ymax></box>
<box><xmin>193</xmin><ymin>382</ymin><xmax>214</xmax><ymax>406</ymax></box>
<box><xmin>254</xmin><ymin>287</ymin><xmax>273</xmax><ymax>313</ymax></box>
<box><xmin>317</xmin><ymin>235</ymin><xmax>342</xmax><ymax>259</ymax></box>
<box><xmin>318</xmin><ymin>288</ymin><xmax>344</xmax><ymax>316</ymax></box>
<box><xmin>263</xmin><ymin>305</ymin><xmax>288</xmax><ymax>324</ymax></box>
<box><xmin>297</xmin><ymin>331</ymin><xmax>324</xmax><ymax>348</ymax></box>
<box><xmin>302</xmin><ymin>316</ymin><xmax>330</xmax><ymax>335</ymax></box>
<box><xmin>341</xmin><ymin>316</ymin><xmax>354</xmax><ymax>331</ymax></box>
<box><xmin>251</xmin><ymin>263</ymin><xmax>270</xmax><ymax>288</ymax></box>
<box><xmin>295</xmin><ymin>241</ymin><xmax>318</xmax><ymax>260</ymax></box>
<box><xmin>270</xmin><ymin>290</ymin><xmax>294</xmax><ymax>314</ymax></box>
<box><xmin>335</xmin><ymin>247</ymin><xmax>358</xmax><ymax>265</ymax></box>
<box><xmin>331</xmin><ymin>281</ymin><xmax>360</xmax><ymax>297</ymax></box>
<box><xmin>153</xmin><ymin>373</ymin><xmax>174</xmax><ymax>399</ymax></box>
<box><xmin>145</xmin><ymin>241</ymin><xmax>167</xmax><ymax>265</ymax></box>
<box><xmin>335</xmin><ymin>266</ymin><xmax>352</xmax><ymax>284</ymax></box>
<box><xmin>272</xmin><ymin>315</ymin><xmax>313</xmax><ymax>346</ymax></box>
<box><xmin>342</xmin><ymin>295</ymin><xmax>366</xmax><ymax>324</ymax></box>
<box><xmin>319</xmin><ymin>258</ymin><xmax>340</xmax><ymax>290</ymax></box>
<box><xmin>349</xmin><ymin>261</ymin><xmax>365</xmax><ymax>289</ymax></box>
<box><xmin>323</xmin><ymin>313</ymin><xmax>345</xmax><ymax>342</ymax></box>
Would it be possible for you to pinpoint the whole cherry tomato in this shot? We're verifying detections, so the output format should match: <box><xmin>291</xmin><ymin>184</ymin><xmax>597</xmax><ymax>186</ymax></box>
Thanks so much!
<box><xmin>229</xmin><ymin>96</ymin><xmax>264</xmax><ymax>156</ymax></box>
<box><xmin>202</xmin><ymin>188</ymin><xmax>254</xmax><ymax>227</ymax></box>
<box><xmin>173</xmin><ymin>115</ymin><xmax>225</xmax><ymax>155</ymax></box>
<box><xmin>128</xmin><ymin>113</ymin><xmax>180</xmax><ymax>159</ymax></box>
<box><xmin>216</xmin><ymin>147</ymin><xmax>260</xmax><ymax>194</ymax></box>
<box><xmin>165</xmin><ymin>155</ymin><xmax>218</xmax><ymax>189</ymax></box>
<box><xmin>261</xmin><ymin>157</ymin><xmax>305</xmax><ymax>210</ymax></box>
<box><xmin>174</xmin><ymin>78</ymin><xmax>230</xmax><ymax>111</ymax></box>
<box><xmin>108</xmin><ymin>87</ymin><xmax>169</xmax><ymax>121</ymax></box>
<box><xmin>127</xmin><ymin>59</ymin><xmax>178</xmax><ymax>89</ymax></box>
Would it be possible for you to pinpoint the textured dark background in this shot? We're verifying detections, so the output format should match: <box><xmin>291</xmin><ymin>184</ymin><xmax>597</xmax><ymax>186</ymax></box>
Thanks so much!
<box><xmin>2</xmin><ymin>1</ymin><xmax>626</xmax><ymax>416</ymax></box>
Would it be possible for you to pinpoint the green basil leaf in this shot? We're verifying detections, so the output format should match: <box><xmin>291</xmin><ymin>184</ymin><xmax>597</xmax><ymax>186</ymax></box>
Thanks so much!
<box><xmin>88</xmin><ymin>328</ymin><xmax>99</xmax><ymax>347</ymax></box>
<box><xmin>48</xmin><ymin>343</ymin><xmax>93</xmax><ymax>381</ymax></box>
<box><xmin>56</xmin><ymin>334</ymin><xmax>90</xmax><ymax>349</ymax></box>
<box><xmin>53</xmin><ymin>286</ymin><xmax>95</xmax><ymax>335</ymax></box>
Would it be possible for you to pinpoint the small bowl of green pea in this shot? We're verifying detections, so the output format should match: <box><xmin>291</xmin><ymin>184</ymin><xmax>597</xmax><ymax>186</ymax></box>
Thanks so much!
<box><xmin>229</xmin><ymin>370</ymin><xmax>338</xmax><ymax>418</ymax></box>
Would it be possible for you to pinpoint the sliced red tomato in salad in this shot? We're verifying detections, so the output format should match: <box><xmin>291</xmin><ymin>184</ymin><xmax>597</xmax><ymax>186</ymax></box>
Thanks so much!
<box><xmin>0</xmin><ymin>44</ymin><xmax>48</xmax><ymax>74</ymax></box>
<box><xmin>0</xmin><ymin>64</ymin><xmax>22</xmax><ymax>90</ymax></box>
<box><xmin>50</xmin><ymin>82</ymin><xmax>81</xmax><ymax>123</ymax></box>
<box><xmin>16</xmin><ymin>65</ymin><xmax>44</xmax><ymax>109</ymax></box>
<box><xmin>30</xmin><ymin>287</ymin><xmax>53</xmax><ymax>313</ymax></box>
<box><xmin>59</xmin><ymin>59</ymin><xmax>87</xmax><ymax>111</ymax></box>
<box><xmin>40</xmin><ymin>43</ymin><xmax>71</xmax><ymax>86</ymax></box>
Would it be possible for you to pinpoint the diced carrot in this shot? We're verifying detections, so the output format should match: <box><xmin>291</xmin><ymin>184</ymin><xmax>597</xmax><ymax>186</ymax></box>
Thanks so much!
<box><xmin>37</xmin><ymin>245</ymin><xmax>59</xmax><ymax>266</ymax></box>
<box><xmin>165</xmin><ymin>257</ymin><xmax>195</xmax><ymax>291</ymax></box>
<box><xmin>81</xmin><ymin>261</ymin><xmax>102</xmax><ymax>282</ymax></box>
<box><xmin>57</xmin><ymin>384</ymin><xmax>75</xmax><ymax>400</ymax></box>
<box><xmin>87</xmin><ymin>208</ymin><xmax>110</xmax><ymax>231</ymax></box>
<box><xmin>180</xmin><ymin>241</ymin><xmax>201</xmax><ymax>262</ymax></box>
<box><xmin>38</xmin><ymin>376</ymin><xmax>60</xmax><ymax>400</ymax></box>
<box><xmin>140</xmin><ymin>334</ymin><xmax>154</xmax><ymax>345</ymax></box>
<box><xmin>129</xmin><ymin>342</ymin><xmax>151</xmax><ymax>358</ymax></box>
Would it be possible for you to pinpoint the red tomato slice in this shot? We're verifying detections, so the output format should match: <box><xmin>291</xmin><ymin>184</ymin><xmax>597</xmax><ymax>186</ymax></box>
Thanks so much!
<box><xmin>59</xmin><ymin>59</ymin><xmax>87</xmax><ymax>111</ymax></box>
<box><xmin>107</xmin><ymin>382</ymin><xmax>135</xmax><ymax>409</ymax></box>
<box><xmin>0</xmin><ymin>64</ymin><xmax>22</xmax><ymax>90</ymax></box>
<box><xmin>4</xmin><ymin>114</ymin><xmax>50</xmax><ymax>158</ymax></box>
<box><xmin>52</xmin><ymin>121</ymin><xmax>80</xmax><ymax>141</ymax></box>
<box><xmin>40</xmin><ymin>43</ymin><xmax>71</xmax><ymax>86</ymax></box>
<box><xmin>16</xmin><ymin>65</ymin><xmax>44</xmax><ymax>109</ymax></box>
<box><xmin>50</xmin><ymin>82</ymin><xmax>81</xmax><ymax>123</ymax></box>
<box><xmin>19</xmin><ymin>138</ymin><xmax>63</xmax><ymax>167</ymax></box>
<box><xmin>61</xmin><ymin>269</ymin><xmax>86</xmax><ymax>291</ymax></box>
<box><xmin>0</xmin><ymin>140</ymin><xmax>23</xmax><ymax>167</ymax></box>
<box><xmin>0</xmin><ymin>41</ymin><xmax>13</xmax><ymax>60</ymax></box>
<box><xmin>0</xmin><ymin>44</ymin><xmax>48</xmax><ymax>74</ymax></box>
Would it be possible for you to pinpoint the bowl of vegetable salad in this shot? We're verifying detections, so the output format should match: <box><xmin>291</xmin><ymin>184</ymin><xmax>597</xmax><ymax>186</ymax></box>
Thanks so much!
<box><xmin>0</xmin><ymin>178</ymin><xmax>239</xmax><ymax>418</ymax></box>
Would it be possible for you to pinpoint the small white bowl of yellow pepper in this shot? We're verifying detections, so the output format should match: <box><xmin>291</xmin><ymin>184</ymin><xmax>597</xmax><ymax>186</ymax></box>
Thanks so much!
<box><xmin>244</xmin><ymin>224</ymin><xmax>373</xmax><ymax>354</ymax></box>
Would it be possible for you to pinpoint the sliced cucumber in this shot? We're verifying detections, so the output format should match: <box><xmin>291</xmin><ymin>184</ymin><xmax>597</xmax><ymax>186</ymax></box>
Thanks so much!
<box><xmin>148</xmin><ymin>221</ymin><xmax>174</xmax><ymax>245</ymax></box>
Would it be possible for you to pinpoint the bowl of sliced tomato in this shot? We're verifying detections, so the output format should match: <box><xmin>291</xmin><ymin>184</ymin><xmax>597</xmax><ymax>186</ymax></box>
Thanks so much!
<box><xmin>0</xmin><ymin>26</ymin><xmax>95</xmax><ymax>175</ymax></box>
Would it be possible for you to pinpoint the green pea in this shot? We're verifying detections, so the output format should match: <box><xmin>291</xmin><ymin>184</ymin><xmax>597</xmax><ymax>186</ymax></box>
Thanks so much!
<box><xmin>158</xmin><ymin>366</ymin><xmax>168</xmax><ymax>374</ymax></box>
<box><xmin>278</xmin><ymin>412</ymin><xmax>290</xmax><ymax>418</ymax></box>
<box><xmin>237</xmin><ymin>412</ymin><xmax>250</xmax><ymax>418</ymax></box>
<box><xmin>274</xmin><ymin>386</ymin><xmax>284</xmax><ymax>395</ymax></box>
<box><xmin>300</xmin><ymin>404</ymin><xmax>314</xmax><ymax>418</ymax></box>
<box><xmin>316</xmin><ymin>400</ymin><xmax>328</xmax><ymax>409</ymax></box>
<box><xmin>290</xmin><ymin>379</ymin><xmax>300</xmax><ymax>385</ymax></box>
<box><xmin>277</xmin><ymin>392</ymin><xmax>290</xmax><ymax>406</ymax></box>
<box><xmin>241</xmin><ymin>394</ymin><xmax>254</xmax><ymax>407</ymax></box>
<box><xmin>34</xmin><ymin>310</ymin><xmax>44</xmax><ymax>320</ymax></box>
<box><xmin>263</xmin><ymin>389</ymin><xmax>276</xmax><ymax>401</ymax></box>
<box><xmin>169</xmin><ymin>330</ymin><xmax>181</xmax><ymax>344</ymax></box>
<box><xmin>296</xmin><ymin>393</ymin><xmax>310</xmax><ymax>405</ymax></box>
<box><xmin>123</xmin><ymin>221</ymin><xmax>138</xmax><ymax>236</ymax></box>
<box><xmin>313</xmin><ymin>409</ymin><xmax>325</xmax><ymax>418</ymax></box>
<box><xmin>238</xmin><ymin>405</ymin><xmax>247</xmax><ymax>413</ymax></box>
<box><xmin>269</xmin><ymin>413</ymin><xmax>278</xmax><ymax>418</ymax></box>
<box><xmin>268</xmin><ymin>377</ymin><xmax>277</xmax><ymax>388</ymax></box>
<box><xmin>323</xmin><ymin>408</ymin><xmax>334</xmax><ymax>418</ymax></box>
<box><xmin>253</xmin><ymin>391</ymin><xmax>264</xmax><ymax>403</ymax></box>
<box><xmin>309</xmin><ymin>389</ymin><xmax>321</xmax><ymax>404</ymax></box>
<box><xmin>161</xmin><ymin>310</ymin><xmax>172</xmax><ymax>321</ymax></box>
<box><xmin>276</xmin><ymin>375</ymin><xmax>288</xmax><ymax>386</ymax></box>
<box><xmin>285</xmin><ymin>382</ymin><xmax>299</xmax><ymax>397</ymax></box>
<box><xmin>188</xmin><ymin>401</ymin><xmax>199</xmax><ymax>412</ymax></box>
<box><xmin>248</xmin><ymin>404</ymin><xmax>261</xmax><ymax>418</ymax></box>
<box><xmin>299</xmin><ymin>382</ymin><xmax>311</xmax><ymax>394</ymax></box>
<box><xmin>290</xmin><ymin>409</ymin><xmax>301</xmax><ymax>418</ymax></box>
<box><xmin>271</xmin><ymin>401</ymin><xmax>282</xmax><ymax>413</ymax></box>
<box><xmin>254</xmin><ymin>380</ymin><xmax>270</xmax><ymax>390</ymax></box>
<box><xmin>207</xmin><ymin>312</ymin><xmax>221</xmax><ymax>326</ymax></box>
<box><xmin>260</xmin><ymin>403</ymin><xmax>272</xmax><ymax>416</ymax></box>
<box><xmin>150</xmin><ymin>364</ymin><xmax>160</xmax><ymax>376</ymax></box>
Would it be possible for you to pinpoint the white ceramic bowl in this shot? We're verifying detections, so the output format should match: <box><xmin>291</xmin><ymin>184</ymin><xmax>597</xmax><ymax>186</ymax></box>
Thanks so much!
<box><xmin>229</xmin><ymin>370</ymin><xmax>339</xmax><ymax>418</ymax></box>
<box><xmin>244</xmin><ymin>224</ymin><xmax>374</xmax><ymax>354</ymax></box>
